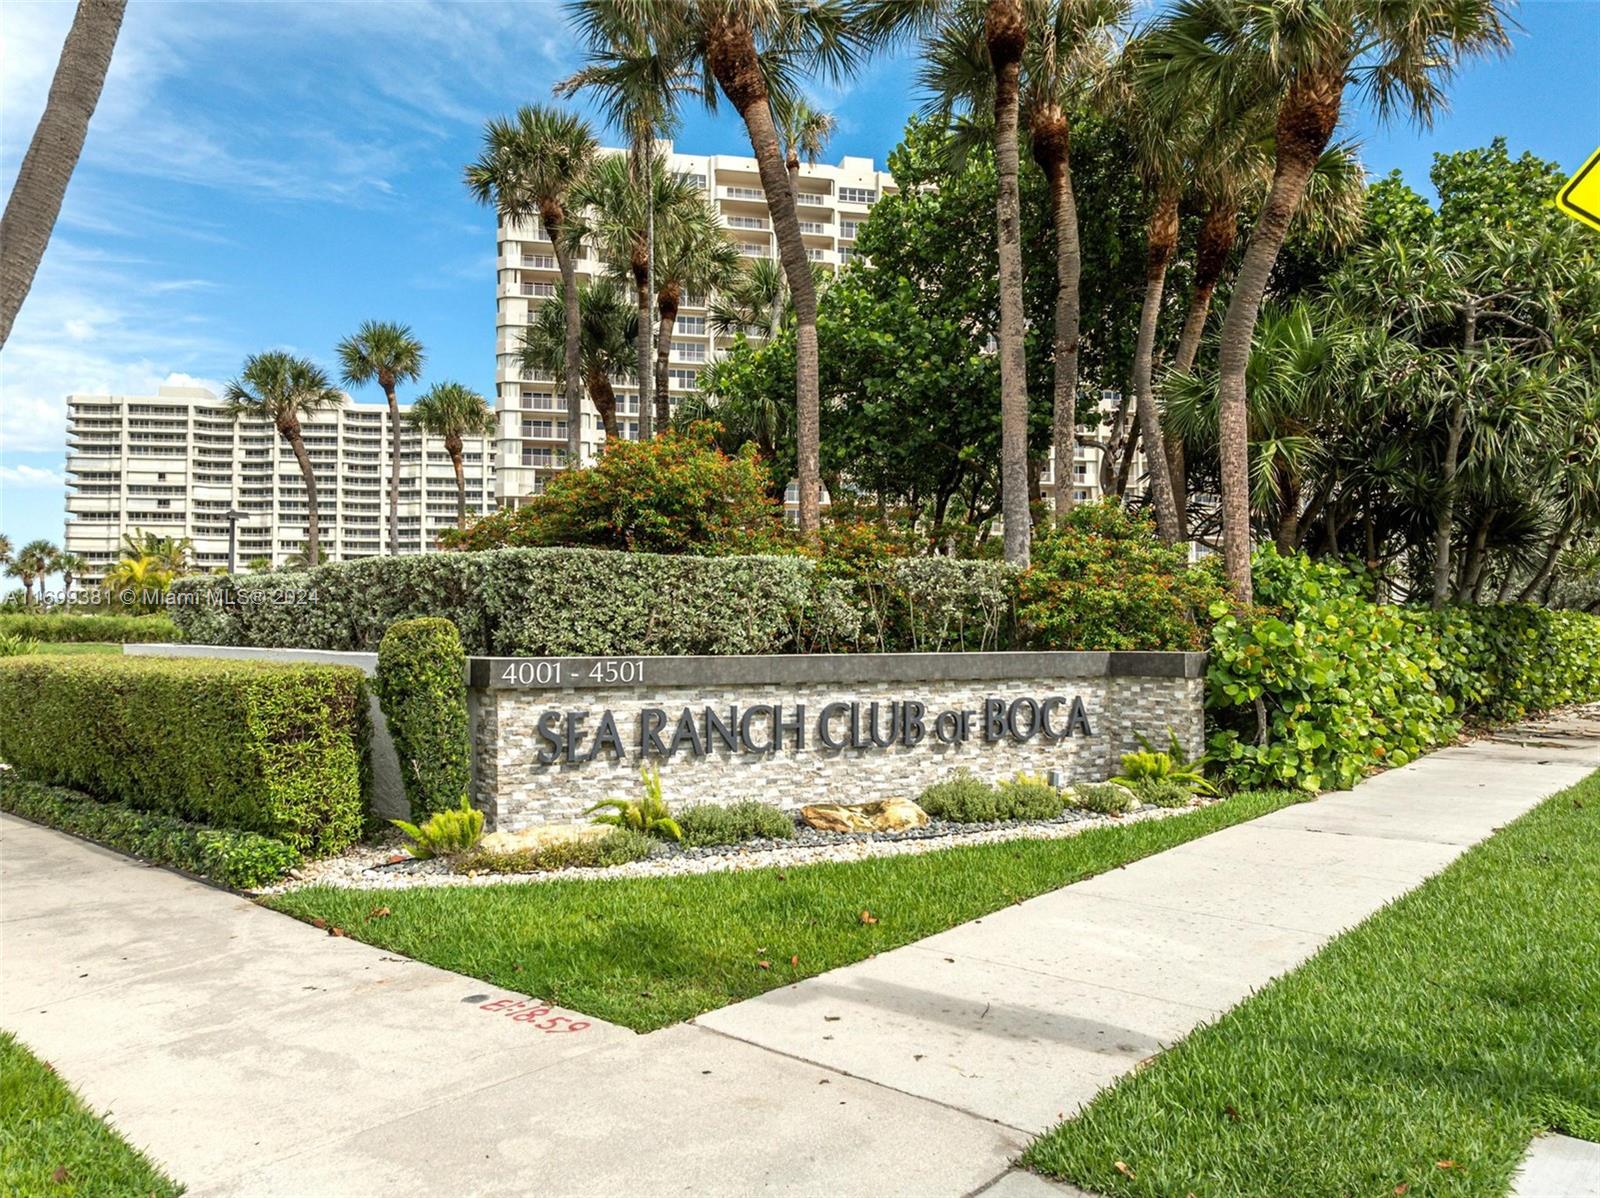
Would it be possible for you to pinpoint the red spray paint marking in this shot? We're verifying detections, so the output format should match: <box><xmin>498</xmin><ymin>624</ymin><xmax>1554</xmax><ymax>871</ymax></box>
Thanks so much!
<box><xmin>478</xmin><ymin>996</ymin><xmax>590</xmax><ymax>1033</ymax></box>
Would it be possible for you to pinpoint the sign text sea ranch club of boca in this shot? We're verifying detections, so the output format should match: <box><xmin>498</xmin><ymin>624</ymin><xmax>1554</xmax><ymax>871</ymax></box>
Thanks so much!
<box><xmin>533</xmin><ymin>695</ymin><xmax>1095</xmax><ymax>765</ymax></box>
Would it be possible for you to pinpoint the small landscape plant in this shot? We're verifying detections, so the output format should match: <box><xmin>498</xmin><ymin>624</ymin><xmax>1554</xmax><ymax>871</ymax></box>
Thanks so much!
<box><xmin>676</xmin><ymin>800</ymin><xmax>795</xmax><ymax>847</ymax></box>
<box><xmin>917</xmin><ymin>772</ymin><xmax>1002</xmax><ymax>823</ymax></box>
<box><xmin>392</xmin><ymin>797</ymin><xmax>484</xmax><ymax>859</ymax></box>
<box><xmin>1068</xmin><ymin>782</ymin><xmax>1138</xmax><ymax>816</ymax></box>
<box><xmin>454</xmin><ymin>828</ymin><xmax>655</xmax><ymax>874</ymax></box>
<box><xmin>1130</xmin><ymin>778</ymin><xmax>1194</xmax><ymax>808</ymax></box>
<box><xmin>586</xmin><ymin>766</ymin><xmax>683</xmax><ymax>842</ymax></box>
<box><xmin>0</xmin><ymin>631</ymin><xmax>37</xmax><ymax>657</ymax></box>
<box><xmin>1111</xmin><ymin>735</ymin><xmax>1215</xmax><ymax>796</ymax></box>
<box><xmin>995</xmin><ymin>774</ymin><xmax>1069</xmax><ymax>820</ymax></box>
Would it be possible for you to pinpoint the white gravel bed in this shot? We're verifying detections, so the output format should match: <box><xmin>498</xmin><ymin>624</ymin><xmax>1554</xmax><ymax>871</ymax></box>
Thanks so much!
<box><xmin>254</xmin><ymin>800</ymin><xmax>1214</xmax><ymax>895</ymax></box>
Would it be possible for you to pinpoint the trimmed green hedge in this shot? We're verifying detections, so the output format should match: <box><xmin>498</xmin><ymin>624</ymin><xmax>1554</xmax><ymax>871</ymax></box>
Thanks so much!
<box><xmin>164</xmin><ymin>546</ymin><xmax>1014</xmax><ymax>655</ymax></box>
<box><xmin>0</xmin><ymin>612</ymin><xmax>180</xmax><ymax>643</ymax></box>
<box><xmin>0</xmin><ymin>655</ymin><xmax>369</xmax><ymax>854</ymax></box>
<box><xmin>1</xmin><ymin>779</ymin><xmax>301</xmax><ymax>889</ymax></box>
<box><xmin>1419</xmin><ymin>604</ymin><xmax>1600</xmax><ymax>724</ymax></box>
<box><xmin>376</xmin><ymin>618</ymin><xmax>470</xmax><ymax>819</ymax></box>
<box><xmin>1209</xmin><ymin>551</ymin><xmax>1600</xmax><ymax>791</ymax></box>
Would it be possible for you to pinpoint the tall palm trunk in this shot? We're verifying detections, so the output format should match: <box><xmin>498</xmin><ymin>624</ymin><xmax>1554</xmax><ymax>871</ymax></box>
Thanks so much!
<box><xmin>1166</xmin><ymin>200</ymin><xmax>1236</xmax><ymax>535</ymax></box>
<box><xmin>1213</xmin><ymin>69</ymin><xmax>1342</xmax><ymax>602</ymax></box>
<box><xmin>586</xmin><ymin>369</ymin><xmax>619</xmax><ymax>441</ymax></box>
<box><xmin>1431</xmin><ymin>312</ymin><xmax>1475</xmax><ymax>609</ymax></box>
<box><xmin>544</xmin><ymin>206</ymin><xmax>584</xmax><ymax>469</ymax></box>
<box><xmin>1131</xmin><ymin>187</ymin><xmax>1182</xmax><ymax>542</ymax></box>
<box><xmin>632</xmin><ymin>257</ymin><xmax>653</xmax><ymax>441</ymax></box>
<box><xmin>988</xmin><ymin>0</ymin><xmax>1031</xmax><ymax>567</ymax></box>
<box><xmin>654</xmin><ymin>283</ymin><xmax>679</xmax><ymax>432</ymax></box>
<box><xmin>707</xmin><ymin>17</ymin><xmax>821</xmax><ymax>536</ymax></box>
<box><xmin>1032</xmin><ymin>104</ymin><xmax>1080</xmax><ymax>525</ymax></box>
<box><xmin>447</xmin><ymin>434</ymin><xmax>467</xmax><ymax>529</ymax></box>
<box><xmin>0</xmin><ymin>0</ymin><xmax>126</xmax><ymax>350</ymax></box>
<box><xmin>382</xmin><ymin>377</ymin><xmax>401</xmax><ymax>556</ymax></box>
<box><xmin>281</xmin><ymin>419</ymin><xmax>322</xmax><ymax>567</ymax></box>
<box><xmin>630</xmin><ymin>140</ymin><xmax>655</xmax><ymax>441</ymax></box>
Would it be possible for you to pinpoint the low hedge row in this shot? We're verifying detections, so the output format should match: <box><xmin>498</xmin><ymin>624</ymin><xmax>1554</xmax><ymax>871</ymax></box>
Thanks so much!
<box><xmin>0</xmin><ymin>612</ymin><xmax>180</xmax><ymax>643</ymax></box>
<box><xmin>1209</xmin><ymin>551</ymin><xmax>1600</xmax><ymax>791</ymax></box>
<box><xmin>0</xmin><ymin>655</ymin><xmax>370</xmax><ymax>855</ymax></box>
<box><xmin>1</xmin><ymin>779</ymin><xmax>301</xmax><ymax>889</ymax></box>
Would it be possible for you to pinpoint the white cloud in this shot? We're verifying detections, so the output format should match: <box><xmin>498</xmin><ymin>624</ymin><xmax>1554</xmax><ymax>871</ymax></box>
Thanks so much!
<box><xmin>0</xmin><ymin>464</ymin><xmax>64</xmax><ymax>488</ymax></box>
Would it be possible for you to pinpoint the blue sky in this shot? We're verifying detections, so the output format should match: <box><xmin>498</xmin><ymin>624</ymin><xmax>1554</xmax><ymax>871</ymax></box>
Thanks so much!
<box><xmin>2</xmin><ymin>0</ymin><xmax>1596</xmax><ymax>556</ymax></box>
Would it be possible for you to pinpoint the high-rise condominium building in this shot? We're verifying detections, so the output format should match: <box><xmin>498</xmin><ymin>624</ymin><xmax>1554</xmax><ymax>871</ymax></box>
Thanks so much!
<box><xmin>493</xmin><ymin>145</ymin><xmax>896</xmax><ymax>503</ymax></box>
<box><xmin>63</xmin><ymin>384</ymin><xmax>495</xmax><ymax>582</ymax></box>
<box><xmin>492</xmin><ymin>142</ymin><xmax>1135</xmax><ymax>511</ymax></box>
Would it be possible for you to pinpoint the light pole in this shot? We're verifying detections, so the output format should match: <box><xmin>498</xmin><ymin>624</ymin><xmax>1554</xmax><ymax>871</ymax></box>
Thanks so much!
<box><xmin>224</xmin><ymin>507</ymin><xmax>246</xmax><ymax>574</ymax></box>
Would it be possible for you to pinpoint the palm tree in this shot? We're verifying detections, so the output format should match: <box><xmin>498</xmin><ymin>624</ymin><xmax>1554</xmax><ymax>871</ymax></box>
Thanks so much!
<box><xmin>408</xmin><ymin>383</ymin><xmax>497</xmax><ymax>530</ymax></box>
<box><xmin>1165</xmin><ymin>140</ymin><xmax>1365</xmax><ymax>534</ymax></box>
<box><xmin>861</xmin><ymin>0</ymin><xmax>1034</xmax><ymax>563</ymax></box>
<box><xmin>556</xmin><ymin>22</ymin><xmax>689</xmax><ymax>443</ymax></box>
<box><xmin>565</xmin><ymin>0</ymin><xmax>863</xmax><ymax>539</ymax></box>
<box><xmin>778</xmin><ymin>98</ymin><xmax>839</xmax><ymax>194</ymax></box>
<box><xmin>652</xmin><ymin>202</ymin><xmax>740</xmax><ymax>429</ymax></box>
<box><xmin>56</xmin><ymin>552</ymin><xmax>86</xmax><ymax>594</ymax></box>
<box><xmin>224</xmin><ymin>352</ymin><xmax>343</xmax><ymax>568</ymax></box>
<box><xmin>246</xmin><ymin>556</ymin><xmax>274</xmax><ymax>574</ymax></box>
<box><xmin>521</xmin><ymin>278</ymin><xmax>639</xmax><ymax>442</ymax></box>
<box><xmin>0</xmin><ymin>0</ymin><xmax>126</xmax><ymax>350</ymax></box>
<box><xmin>0</xmin><ymin>535</ymin><xmax>12</xmax><ymax>572</ymax></box>
<box><xmin>707</xmin><ymin>257</ymin><xmax>819</xmax><ymax>339</ymax></box>
<box><xmin>568</xmin><ymin>151</ymin><xmax>703</xmax><ymax>441</ymax></box>
<box><xmin>102</xmin><ymin>553</ymin><xmax>171</xmax><ymax>611</ymax></box>
<box><xmin>466</xmin><ymin>105</ymin><xmax>598</xmax><ymax>470</ymax></box>
<box><xmin>922</xmin><ymin>0</ymin><xmax>1126</xmax><ymax>529</ymax></box>
<box><xmin>118</xmin><ymin>531</ymin><xmax>192</xmax><ymax>575</ymax></box>
<box><xmin>1142</xmin><ymin>0</ymin><xmax>1511</xmax><ymax>601</ymax></box>
<box><xmin>9</xmin><ymin>540</ymin><xmax>60</xmax><ymax>606</ymax></box>
<box><xmin>337</xmin><ymin>321</ymin><xmax>425</xmax><ymax>556</ymax></box>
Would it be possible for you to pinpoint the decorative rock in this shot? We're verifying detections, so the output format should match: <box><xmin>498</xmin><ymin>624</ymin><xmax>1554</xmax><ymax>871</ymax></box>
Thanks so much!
<box><xmin>477</xmin><ymin>824</ymin><xmax>611</xmax><ymax>855</ymax></box>
<box><xmin>799</xmin><ymin>798</ymin><xmax>929</xmax><ymax>834</ymax></box>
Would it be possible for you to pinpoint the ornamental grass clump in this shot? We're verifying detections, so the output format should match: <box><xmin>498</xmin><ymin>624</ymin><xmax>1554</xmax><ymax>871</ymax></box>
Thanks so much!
<box><xmin>676</xmin><ymin>800</ymin><xmax>795</xmax><ymax>847</ymax></box>
<box><xmin>1130</xmin><ymin>778</ymin><xmax>1195</xmax><ymax>808</ymax></box>
<box><xmin>392</xmin><ymin>798</ymin><xmax>484</xmax><ymax>859</ymax></box>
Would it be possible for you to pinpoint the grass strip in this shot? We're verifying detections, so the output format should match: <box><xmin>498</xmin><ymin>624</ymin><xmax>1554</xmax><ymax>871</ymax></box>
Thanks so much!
<box><xmin>267</xmin><ymin>789</ymin><xmax>1306</xmax><ymax>1031</ymax></box>
<box><xmin>0</xmin><ymin>1031</ymin><xmax>183</xmax><ymax>1198</ymax></box>
<box><xmin>1022</xmin><ymin>768</ymin><xmax>1600</xmax><ymax>1198</ymax></box>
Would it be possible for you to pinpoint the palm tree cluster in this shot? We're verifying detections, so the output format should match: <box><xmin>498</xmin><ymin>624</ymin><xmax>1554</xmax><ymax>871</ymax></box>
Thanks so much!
<box><xmin>510</xmin><ymin>0</ymin><xmax>1513</xmax><ymax>587</ymax></box>
<box><xmin>225</xmin><ymin>331</ymin><xmax>494</xmax><ymax>568</ymax></box>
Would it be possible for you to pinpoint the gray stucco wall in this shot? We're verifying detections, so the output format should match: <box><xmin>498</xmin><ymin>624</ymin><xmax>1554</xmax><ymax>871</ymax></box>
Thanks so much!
<box><xmin>471</xmin><ymin>653</ymin><xmax>1205</xmax><ymax>830</ymax></box>
<box><xmin>123</xmin><ymin>643</ymin><xmax>406</xmax><ymax>820</ymax></box>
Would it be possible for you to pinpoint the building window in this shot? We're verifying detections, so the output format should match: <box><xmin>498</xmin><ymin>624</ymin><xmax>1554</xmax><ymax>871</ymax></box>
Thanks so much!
<box><xmin>671</xmin><ymin>341</ymin><xmax>706</xmax><ymax>362</ymax></box>
<box><xmin>840</xmin><ymin>187</ymin><xmax>877</xmax><ymax>205</ymax></box>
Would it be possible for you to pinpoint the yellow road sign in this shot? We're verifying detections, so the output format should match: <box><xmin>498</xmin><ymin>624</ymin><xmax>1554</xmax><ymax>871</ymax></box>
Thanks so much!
<box><xmin>1556</xmin><ymin>147</ymin><xmax>1600</xmax><ymax>233</ymax></box>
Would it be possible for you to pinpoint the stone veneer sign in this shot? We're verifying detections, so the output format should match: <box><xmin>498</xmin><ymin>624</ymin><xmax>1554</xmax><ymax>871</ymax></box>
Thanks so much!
<box><xmin>468</xmin><ymin>651</ymin><xmax>1205</xmax><ymax>830</ymax></box>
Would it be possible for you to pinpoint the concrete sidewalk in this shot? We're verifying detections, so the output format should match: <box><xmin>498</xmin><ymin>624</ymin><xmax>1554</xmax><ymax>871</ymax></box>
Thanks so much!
<box><xmin>3</xmin><ymin>705</ymin><xmax>1597</xmax><ymax>1196</ymax></box>
<box><xmin>696</xmin><ymin>707</ymin><xmax>1600</xmax><ymax>1133</ymax></box>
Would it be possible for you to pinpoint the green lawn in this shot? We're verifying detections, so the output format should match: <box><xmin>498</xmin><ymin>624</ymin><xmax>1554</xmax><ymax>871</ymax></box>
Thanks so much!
<box><xmin>26</xmin><ymin>643</ymin><xmax>123</xmax><ymax>656</ymax></box>
<box><xmin>268</xmin><ymin>789</ymin><xmax>1307</xmax><ymax>1031</ymax></box>
<box><xmin>0</xmin><ymin>1031</ymin><xmax>182</xmax><ymax>1198</ymax></box>
<box><xmin>1022</xmin><ymin>769</ymin><xmax>1600</xmax><ymax>1198</ymax></box>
